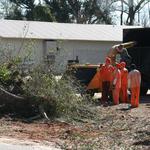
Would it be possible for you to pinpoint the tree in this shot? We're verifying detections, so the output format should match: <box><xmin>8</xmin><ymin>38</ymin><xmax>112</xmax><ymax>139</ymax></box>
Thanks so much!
<box><xmin>3</xmin><ymin>0</ymin><xmax>114</xmax><ymax>24</ymax></box>
<box><xmin>5</xmin><ymin>6</ymin><xmax>23</xmax><ymax>20</ymax></box>
<box><xmin>68</xmin><ymin>0</ymin><xmax>112</xmax><ymax>24</ymax></box>
<box><xmin>114</xmin><ymin>0</ymin><xmax>150</xmax><ymax>25</ymax></box>
<box><xmin>44</xmin><ymin>0</ymin><xmax>113</xmax><ymax>24</ymax></box>
<box><xmin>96</xmin><ymin>0</ymin><xmax>118</xmax><ymax>24</ymax></box>
<box><xmin>5</xmin><ymin>0</ymin><xmax>54</xmax><ymax>21</ymax></box>
<box><xmin>32</xmin><ymin>5</ymin><xmax>55</xmax><ymax>21</ymax></box>
<box><xmin>44</xmin><ymin>0</ymin><xmax>71</xmax><ymax>23</ymax></box>
<box><xmin>0</xmin><ymin>0</ymin><xmax>17</xmax><ymax>19</ymax></box>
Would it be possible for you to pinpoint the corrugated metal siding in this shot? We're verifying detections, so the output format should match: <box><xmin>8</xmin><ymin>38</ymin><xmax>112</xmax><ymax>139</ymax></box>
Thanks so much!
<box><xmin>0</xmin><ymin>20</ymin><xmax>126</xmax><ymax>41</ymax></box>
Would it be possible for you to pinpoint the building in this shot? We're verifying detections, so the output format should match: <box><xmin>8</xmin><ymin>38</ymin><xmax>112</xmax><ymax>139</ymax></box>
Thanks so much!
<box><xmin>0</xmin><ymin>19</ymin><xmax>132</xmax><ymax>73</ymax></box>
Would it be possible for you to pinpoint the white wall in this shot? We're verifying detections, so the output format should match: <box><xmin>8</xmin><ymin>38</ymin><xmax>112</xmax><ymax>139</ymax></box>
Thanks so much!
<box><xmin>0</xmin><ymin>38</ymin><xmax>120</xmax><ymax>73</ymax></box>
<box><xmin>0</xmin><ymin>38</ymin><xmax>43</xmax><ymax>65</ymax></box>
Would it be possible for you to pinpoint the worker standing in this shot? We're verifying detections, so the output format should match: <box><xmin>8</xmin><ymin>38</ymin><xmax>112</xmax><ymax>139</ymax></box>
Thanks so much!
<box><xmin>128</xmin><ymin>64</ymin><xmax>141</xmax><ymax>108</ymax></box>
<box><xmin>107</xmin><ymin>44</ymin><xmax>132</xmax><ymax>67</ymax></box>
<box><xmin>112</xmin><ymin>63</ymin><xmax>121</xmax><ymax>105</ymax></box>
<box><xmin>100</xmin><ymin>57</ymin><xmax>114</xmax><ymax>104</ymax></box>
<box><xmin>120</xmin><ymin>47</ymin><xmax>132</xmax><ymax>69</ymax></box>
<box><xmin>107</xmin><ymin>44</ymin><xmax>123</xmax><ymax>65</ymax></box>
<box><xmin>120</xmin><ymin>62</ymin><xmax>128</xmax><ymax>103</ymax></box>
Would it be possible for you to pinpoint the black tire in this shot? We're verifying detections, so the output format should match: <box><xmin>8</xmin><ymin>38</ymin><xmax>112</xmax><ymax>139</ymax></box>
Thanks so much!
<box><xmin>87</xmin><ymin>89</ymin><xmax>99</xmax><ymax>98</ymax></box>
<box><xmin>80</xmin><ymin>89</ymin><xmax>95</xmax><ymax>98</ymax></box>
<box><xmin>86</xmin><ymin>90</ymin><xmax>95</xmax><ymax>97</ymax></box>
<box><xmin>140</xmin><ymin>87</ymin><xmax>148</xmax><ymax>96</ymax></box>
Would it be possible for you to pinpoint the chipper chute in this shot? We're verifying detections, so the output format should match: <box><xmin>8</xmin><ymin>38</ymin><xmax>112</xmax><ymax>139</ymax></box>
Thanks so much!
<box><xmin>114</xmin><ymin>41</ymin><xmax>136</xmax><ymax>49</ymax></box>
<box><xmin>86</xmin><ymin>70</ymin><xmax>102</xmax><ymax>91</ymax></box>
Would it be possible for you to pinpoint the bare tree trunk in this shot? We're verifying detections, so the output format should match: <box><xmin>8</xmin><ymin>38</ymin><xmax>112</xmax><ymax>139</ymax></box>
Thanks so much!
<box><xmin>120</xmin><ymin>0</ymin><xmax>124</xmax><ymax>25</ymax></box>
<box><xmin>148</xmin><ymin>2</ymin><xmax>150</xmax><ymax>21</ymax></box>
<box><xmin>129</xmin><ymin>7</ymin><xmax>134</xmax><ymax>25</ymax></box>
<box><xmin>127</xmin><ymin>0</ymin><xmax>134</xmax><ymax>25</ymax></box>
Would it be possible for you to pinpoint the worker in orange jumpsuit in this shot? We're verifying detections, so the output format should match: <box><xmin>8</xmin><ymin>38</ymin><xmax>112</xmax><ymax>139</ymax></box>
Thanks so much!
<box><xmin>100</xmin><ymin>57</ymin><xmax>114</xmax><ymax>104</ymax></box>
<box><xmin>128</xmin><ymin>64</ymin><xmax>141</xmax><ymax>108</ymax></box>
<box><xmin>112</xmin><ymin>63</ymin><xmax>121</xmax><ymax>105</ymax></box>
<box><xmin>120</xmin><ymin>62</ymin><xmax>128</xmax><ymax>103</ymax></box>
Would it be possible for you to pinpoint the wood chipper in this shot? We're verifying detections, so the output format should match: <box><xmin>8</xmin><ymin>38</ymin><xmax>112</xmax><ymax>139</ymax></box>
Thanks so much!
<box><xmin>65</xmin><ymin>41</ymin><xmax>136</xmax><ymax>97</ymax></box>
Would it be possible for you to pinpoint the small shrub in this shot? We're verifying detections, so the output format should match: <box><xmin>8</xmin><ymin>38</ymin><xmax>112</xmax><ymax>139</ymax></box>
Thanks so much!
<box><xmin>0</xmin><ymin>58</ymin><xmax>21</xmax><ymax>86</ymax></box>
<box><xmin>0</xmin><ymin>65</ymin><xmax>11</xmax><ymax>84</ymax></box>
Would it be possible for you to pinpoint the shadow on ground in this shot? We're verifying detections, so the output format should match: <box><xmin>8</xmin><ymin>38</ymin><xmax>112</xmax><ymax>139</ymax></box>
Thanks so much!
<box><xmin>133</xmin><ymin>131</ymin><xmax>150</xmax><ymax>147</ymax></box>
<box><xmin>133</xmin><ymin>140</ymin><xmax>150</xmax><ymax>146</ymax></box>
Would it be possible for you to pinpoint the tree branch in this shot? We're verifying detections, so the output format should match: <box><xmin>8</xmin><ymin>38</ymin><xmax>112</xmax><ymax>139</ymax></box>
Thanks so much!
<box><xmin>122</xmin><ymin>0</ymin><xmax>129</xmax><ymax>6</ymax></box>
<box><xmin>134</xmin><ymin>0</ymin><xmax>146</xmax><ymax>12</ymax></box>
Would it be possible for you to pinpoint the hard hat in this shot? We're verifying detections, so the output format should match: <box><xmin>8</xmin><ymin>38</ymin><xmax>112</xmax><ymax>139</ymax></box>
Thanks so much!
<box><xmin>120</xmin><ymin>61</ymin><xmax>126</xmax><ymax>68</ymax></box>
<box><xmin>116</xmin><ymin>63</ymin><xmax>121</xmax><ymax>69</ymax></box>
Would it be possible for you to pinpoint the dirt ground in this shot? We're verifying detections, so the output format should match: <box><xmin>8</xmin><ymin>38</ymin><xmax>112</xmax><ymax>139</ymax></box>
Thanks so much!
<box><xmin>0</xmin><ymin>96</ymin><xmax>149</xmax><ymax>150</ymax></box>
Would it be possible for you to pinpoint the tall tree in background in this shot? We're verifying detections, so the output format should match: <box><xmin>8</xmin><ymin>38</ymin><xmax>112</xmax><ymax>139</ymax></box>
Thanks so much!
<box><xmin>0</xmin><ymin>0</ymin><xmax>19</xmax><ymax>19</ymax></box>
<box><xmin>3</xmin><ymin>0</ymin><xmax>113</xmax><ymax>24</ymax></box>
<box><xmin>67</xmin><ymin>0</ymin><xmax>112</xmax><ymax>24</ymax></box>
<box><xmin>5</xmin><ymin>0</ymin><xmax>54</xmax><ymax>21</ymax></box>
<box><xmin>44</xmin><ymin>0</ymin><xmax>71</xmax><ymax>23</ymax></box>
<box><xmin>1</xmin><ymin>0</ymin><xmax>150</xmax><ymax>25</ymax></box>
<box><xmin>120</xmin><ymin>0</ymin><xmax>124</xmax><ymax>25</ymax></box>
<box><xmin>9</xmin><ymin>0</ymin><xmax>35</xmax><ymax>20</ymax></box>
<box><xmin>96</xmin><ymin>0</ymin><xmax>118</xmax><ymax>24</ymax></box>
<box><xmin>115</xmin><ymin>0</ymin><xmax>150</xmax><ymax>25</ymax></box>
<box><xmin>44</xmin><ymin>0</ymin><xmax>113</xmax><ymax>24</ymax></box>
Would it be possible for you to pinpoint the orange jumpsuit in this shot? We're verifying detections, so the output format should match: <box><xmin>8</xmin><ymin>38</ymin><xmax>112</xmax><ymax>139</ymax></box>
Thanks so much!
<box><xmin>128</xmin><ymin>69</ymin><xmax>141</xmax><ymax>107</ymax></box>
<box><xmin>112</xmin><ymin>64</ymin><xmax>121</xmax><ymax>105</ymax></box>
<box><xmin>100</xmin><ymin>57</ymin><xmax>114</xmax><ymax>103</ymax></box>
<box><xmin>120</xmin><ymin>62</ymin><xmax>128</xmax><ymax>103</ymax></box>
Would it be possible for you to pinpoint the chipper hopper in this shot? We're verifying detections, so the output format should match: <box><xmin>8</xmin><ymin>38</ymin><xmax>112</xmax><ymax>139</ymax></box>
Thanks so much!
<box><xmin>66</xmin><ymin>64</ymin><xmax>101</xmax><ymax>97</ymax></box>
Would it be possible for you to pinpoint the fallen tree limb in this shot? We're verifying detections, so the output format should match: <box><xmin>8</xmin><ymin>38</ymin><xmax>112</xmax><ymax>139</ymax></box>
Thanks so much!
<box><xmin>0</xmin><ymin>86</ymin><xmax>50</xmax><ymax>120</ymax></box>
<box><xmin>0</xmin><ymin>86</ymin><xmax>25</xmax><ymax>103</ymax></box>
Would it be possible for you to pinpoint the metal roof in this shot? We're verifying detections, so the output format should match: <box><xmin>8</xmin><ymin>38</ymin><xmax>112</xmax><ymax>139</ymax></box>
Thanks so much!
<box><xmin>0</xmin><ymin>19</ymin><xmax>141</xmax><ymax>42</ymax></box>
